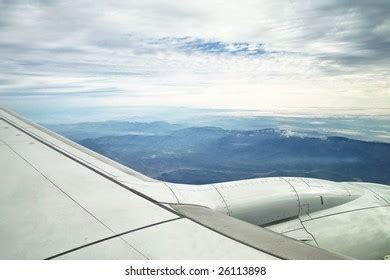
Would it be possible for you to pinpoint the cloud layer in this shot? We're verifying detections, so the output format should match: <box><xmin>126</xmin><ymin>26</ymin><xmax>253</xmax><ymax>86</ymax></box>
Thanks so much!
<box><xmin>0</xmin><ymin>0</ymin><xmax>389</xmax><ymax>113</ymax></box>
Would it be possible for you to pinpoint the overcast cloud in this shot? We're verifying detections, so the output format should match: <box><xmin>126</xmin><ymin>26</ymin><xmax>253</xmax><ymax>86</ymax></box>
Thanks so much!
<box><xmin>0</xmin><ymin>0</ymin><xmax>389</xmax><ymax>113</ymax></box>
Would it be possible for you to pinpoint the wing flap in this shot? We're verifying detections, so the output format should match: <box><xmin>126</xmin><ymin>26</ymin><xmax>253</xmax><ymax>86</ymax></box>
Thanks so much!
<box><xmin>172</xmin><ymin>204</ymin><xmax>350</xmax><ymax>260</ymax></box>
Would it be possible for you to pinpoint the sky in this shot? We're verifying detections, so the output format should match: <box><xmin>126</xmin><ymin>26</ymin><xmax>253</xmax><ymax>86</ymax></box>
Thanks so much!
<box><xmin>0</xmin><ymin>0</ymin><xmax>389</xmax><ymax>115</ymax></box>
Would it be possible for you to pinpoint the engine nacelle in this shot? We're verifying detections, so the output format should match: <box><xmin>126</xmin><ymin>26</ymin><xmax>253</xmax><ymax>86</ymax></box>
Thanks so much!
<box><xmin>168</xmin><ymin>177</ymin><xmax>362</xmax><ymax>226</ymax></box>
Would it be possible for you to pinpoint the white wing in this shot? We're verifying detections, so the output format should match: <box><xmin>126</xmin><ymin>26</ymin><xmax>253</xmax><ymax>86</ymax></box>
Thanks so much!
<box><xmin>0</xmin><ymin>108</ymin><xmax>346</xmax><ymax>260</ymax></box>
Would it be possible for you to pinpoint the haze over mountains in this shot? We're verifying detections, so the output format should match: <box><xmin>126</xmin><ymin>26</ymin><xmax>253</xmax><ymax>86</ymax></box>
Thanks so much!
<box><xmin>46</xmin><ymin>120</ymin><xmax>390</xmax><ymax>185</ymax></box>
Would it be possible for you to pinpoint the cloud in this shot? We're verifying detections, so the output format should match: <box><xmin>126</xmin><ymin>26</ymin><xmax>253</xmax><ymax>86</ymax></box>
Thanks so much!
<box><xmin>0</xmin><ymin>0</ymin><xmax>389</xmax><ymax>113</ymax></box>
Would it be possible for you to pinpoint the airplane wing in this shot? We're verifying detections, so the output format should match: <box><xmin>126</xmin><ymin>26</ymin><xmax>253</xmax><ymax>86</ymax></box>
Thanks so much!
<box><xmin>0</xmin><ymin>108</ymin><xmax>348</xmax><ymax>260</ymax></box>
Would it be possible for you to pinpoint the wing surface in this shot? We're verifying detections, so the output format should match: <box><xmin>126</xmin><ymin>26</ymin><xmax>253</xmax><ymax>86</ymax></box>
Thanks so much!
<box><xmin>0</xmin><ymin>108</ymin><xmax>347</xmax><ymax>260</ymax></box>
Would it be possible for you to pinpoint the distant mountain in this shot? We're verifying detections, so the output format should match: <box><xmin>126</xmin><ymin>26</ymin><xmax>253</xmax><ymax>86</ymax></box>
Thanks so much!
<box><xmin>75</xmin><ymin>126</ymin><xmax>390</xmax><ymax>185</ymax></box>
<box><xmin>45</xmin><ymin>121</ymin><xmax>183</xmax><ymax>141</ymax></box>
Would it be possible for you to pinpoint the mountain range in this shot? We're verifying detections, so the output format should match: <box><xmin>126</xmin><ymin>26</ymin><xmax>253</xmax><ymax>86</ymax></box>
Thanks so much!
<box><xmin>45</xmin><ymin>121</ymin><xmax>390</xmax><ymax>185</ymax></box>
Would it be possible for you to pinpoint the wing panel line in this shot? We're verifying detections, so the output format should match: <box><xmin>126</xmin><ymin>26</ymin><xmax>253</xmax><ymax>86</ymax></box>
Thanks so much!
<box><xmin>351</xmin><ymin>182</ymin><xmax>390</xmax><ymax>204</ymax></box>
<box><xmin>46</xmin><ymin>217</ymin><xmax>183</xmax><ymax>260</ymax></box>
<box><xmin>304</xmin><ymin>205</ymin><xmax>390</xmax><ymax>222</ymax></box>
<box><xmin>2</xmin><ymin>140</ymin><xmax>115</xmax><ymax>233</ymax></box>
<box><xmin>0</xmin><ymin>116</ymin><xmax>182</xmax><ymax>218</ymax></box>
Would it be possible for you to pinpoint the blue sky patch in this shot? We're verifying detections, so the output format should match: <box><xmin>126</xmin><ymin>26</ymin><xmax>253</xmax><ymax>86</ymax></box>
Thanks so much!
<box><xmin>156</xmin><ymin>37</ymin><xmax>266</xmax><ymax>56</ymax></box>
